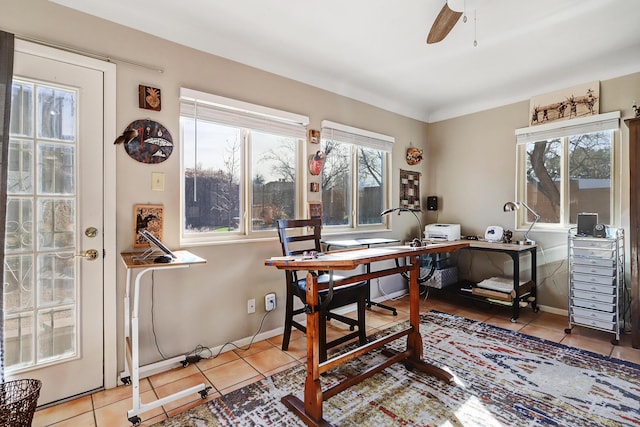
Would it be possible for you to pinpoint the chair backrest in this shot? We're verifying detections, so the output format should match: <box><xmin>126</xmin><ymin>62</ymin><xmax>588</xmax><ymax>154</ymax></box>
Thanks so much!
<box><xmin>277</xmin><ymin>218</ymin><xmax>322</xmax><ymax>257</ymax></box>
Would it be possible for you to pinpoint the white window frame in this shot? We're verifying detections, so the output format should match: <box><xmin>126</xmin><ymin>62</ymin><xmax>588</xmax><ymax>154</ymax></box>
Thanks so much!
<box><xmin>320</xmin><ymin>120</ymin><xmax>393</xmax><ymax>234</ymax></box>
<box><xmin>514</xmin><ymin>111</ymin><xmax>621</xmax><ymax>231</ymax></box>
<box><xmin>179</xmin><ymin>88</ymin><xmax>309</xmax><ymax>244</ymax></box>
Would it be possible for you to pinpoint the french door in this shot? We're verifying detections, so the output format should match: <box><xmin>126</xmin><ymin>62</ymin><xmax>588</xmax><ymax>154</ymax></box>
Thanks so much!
<box><xmin>3</xmin><ymin>41</ymin><xmax>111</xmax><ymax>405</ymax></box>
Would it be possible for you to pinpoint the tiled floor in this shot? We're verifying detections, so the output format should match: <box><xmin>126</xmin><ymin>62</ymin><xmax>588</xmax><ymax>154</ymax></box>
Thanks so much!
<box><xmin>32</xmin><ymin>292</ymin><xmax>640</xmax><ymax>426</ymax></box>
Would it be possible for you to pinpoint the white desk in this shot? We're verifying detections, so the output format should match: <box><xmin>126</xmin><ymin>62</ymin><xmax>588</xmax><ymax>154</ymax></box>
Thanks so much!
<box><xmin>119</xmin><ymin>250</ymin><xmax>208</xmax><ymax>426</ymax></box>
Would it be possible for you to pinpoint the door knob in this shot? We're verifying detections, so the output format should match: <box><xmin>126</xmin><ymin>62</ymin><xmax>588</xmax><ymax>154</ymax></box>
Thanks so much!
<box><xmin>85</xmin><ymin>227</ymin><xmax>98</xmax><ymax>238</ymax></box>
<box><xmin>77</xmin><ymin>249</ymin><xmax>99</xmax><ymax>260</ymax></box>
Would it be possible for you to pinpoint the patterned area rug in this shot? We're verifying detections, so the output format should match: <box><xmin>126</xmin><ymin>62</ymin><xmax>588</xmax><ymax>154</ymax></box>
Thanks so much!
<box><xmin>155</xmin><ymin>311</ymin><xmax>640</xmax><ymax>426</ymax></box>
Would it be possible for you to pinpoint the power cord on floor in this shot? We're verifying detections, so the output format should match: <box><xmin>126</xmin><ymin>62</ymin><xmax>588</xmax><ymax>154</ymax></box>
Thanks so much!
<box><xmin>184</xmin><ymin>310</ymin><xmax>272</xmax><ymax>363</ymax></box>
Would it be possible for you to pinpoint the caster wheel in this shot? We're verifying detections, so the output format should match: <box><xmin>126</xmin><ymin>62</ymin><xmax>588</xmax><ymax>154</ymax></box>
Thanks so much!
<box><xmin>510</xmin><ymin>318</ymin><xmax>518</xmax><ymax>323</ymax></box>
<box><xmin>128</xmin><ymin>415</ymin><xmax>142</xmax><ymax>426</ymax></box>
<box><xmin>121</xmin><ymin>376</ymin><xmax>131</xmax><ymax>385</ymax></box>
<box><xmin>199</xmin><ymin>386</ymin><xmax>212</xmax><ymax>399</ymax></box>
<box><xmin>611</xmin><ymin>339</ymin><xmax>619</xmax><ymax>345</ymax></box>
<box><xmin>349</xmin><ymin>325</ymin><xmax>355</xmax><ymax>331</ymax></box>
<box><xmin>533</xmin><ymin>307</ymin><xmax>540</xmax><ymax>313</ymax></box>
<box><xmin>392</xmin><ymin>310</ymin><xmax>398</xmax><ymax>316</ymax></box>
<box><xmin>564</xmin><ymin>328</ymin><xmax>572</xmax><ymax>334</ymax></box>
<box><xmin>181</xmin><ymin>360</ymin><xmax>189</xmax><ymax>368</ymax></box>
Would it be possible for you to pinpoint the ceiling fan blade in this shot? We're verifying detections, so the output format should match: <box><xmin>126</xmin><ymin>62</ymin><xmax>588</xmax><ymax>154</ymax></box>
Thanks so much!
<box><xmin>427</xmin><ymin>3</ymin><xmax>463</xmax><ymax>44</ymax></box>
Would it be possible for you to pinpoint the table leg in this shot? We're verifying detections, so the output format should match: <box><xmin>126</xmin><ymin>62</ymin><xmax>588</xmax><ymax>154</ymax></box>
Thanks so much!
<box><xmin>403</xmin><ymin>254</ymin><xmax>453</xmax><ymax>382</ymax></box>
<box><xmin>281</xmin><ymin>272</ymin><xmax>331</xmax><ymax>427</ymax></box>
<box><xmin>511</xmin><ymin>253</ymin><xmax>520</xmax><ymax>321</ymax></box>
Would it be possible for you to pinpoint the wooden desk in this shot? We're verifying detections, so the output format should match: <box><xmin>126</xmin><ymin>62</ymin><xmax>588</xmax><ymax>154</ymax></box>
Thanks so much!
<box><xmin>120</xmin><ymin>250</ymin><xmax>209</xmax><ymax>426</ymax></box>
<box><xmin>322</xmin><ymin>237</ymin><xmax>401</xmax><ymax>315</ymax></box>
<box><xmin>265</xmin><ymin>242</ymin><xmax>468</xmax><ymax>426</ymax></box>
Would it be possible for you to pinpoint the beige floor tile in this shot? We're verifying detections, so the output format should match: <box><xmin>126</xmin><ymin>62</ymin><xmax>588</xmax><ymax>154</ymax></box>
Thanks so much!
<box><xmin>94</xmin><ymin>389</ymin><xmax>162</xmax><ymax>427</ymax></box>
<box><xmin>560</xmin><ymin>333</ymin><xmax>614</xmax><ymax>356</ymax></box>
<box><xmin>148</xmin><ymin>363</ymin><xmax>200</xmax><ymax>388</ymax></box>
<box><xmin>218</xmin><ymin>374</ymin><xmax>264</xmax><ymax>396</ymax></box>
<box><xmin>49</xmin><ymin>411</ymin><xmax>96</xmax><ymax>427</ymax></box>
<box><xmin>203</xmin><ymin>358</ymin><xmax>262</xmax><ymax>391</ymax></box>
<box><xmin>232</xmin><ymin>339</ymin><xmax>276</xmax><ymax>358</ymax></box>
<box><xmin>92</xmin><ymin>379</ymin><xmax>151</xmax><ymax>409</ymax></box>
<box><xmin>194</xmin><ymin>350</ymin><xmax>239</xmax><ymax>371</ymax></box>
<box><xmin>243</xmin><ymin>346</ymin><xmax>298</xmax><ymax>374</ymax></box>
<box><xmin>33</xmin><ymin>395</ymin><xmax>93</xmax><ymax>427</ymax></box>
<box><xmin>610</xmin><ymin>343</ymin><xmax>640</xmax><ymax>364</ymax></box>
<box><xmin>155</xmin><ymin>372</ymin><xmax>216</xmax><ymax>412</ymax></box>
<box><xmin>519</xmin><ymin>324</ymin><xmax>567</xmax><ymax>343</ymax></box>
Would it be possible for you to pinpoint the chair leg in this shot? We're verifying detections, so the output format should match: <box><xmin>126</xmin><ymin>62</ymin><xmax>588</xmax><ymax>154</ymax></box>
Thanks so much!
<box><xmin>319</xmin><ymin>312</ymin><xmax>328</xmax><ymax>362</ymax></box>
<box><xmin>282</xmin><ymin>288</ymin><xmax>295</xmax><ymax>351</ymax></box>
<box><xmin>357</xmin><ymin>294</ymin><xmax>367</xmax><ymax>345</ymax></box>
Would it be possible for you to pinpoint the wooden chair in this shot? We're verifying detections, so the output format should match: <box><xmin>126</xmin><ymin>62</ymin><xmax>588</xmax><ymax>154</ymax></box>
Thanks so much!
<box><xmin>277</xmin><ymin>218</ymin><xmax>367</xmax><ymax>361</ymax></box>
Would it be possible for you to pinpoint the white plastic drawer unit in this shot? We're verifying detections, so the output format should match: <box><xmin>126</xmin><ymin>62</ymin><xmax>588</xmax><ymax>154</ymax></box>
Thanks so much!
<box><xmin>571</xmin><ymin>238</ymin><xmax>615</xmax><ymax>249</ymax></box>
<box><xmin>572</xmin><ymin>316</ymin><xmax>616</xmax><ymax>331</ymax></box>
<box><xmin>572</xmin><ymin>257</ymin><xmax>614</xmax><ymax>268</ymax></box>
<box><xmin>572</xmin><ymin>290</ymin><xmax>616</xmax><ymax>304</ymax></box>
<box><xmin>572</xmin><ymin>298</ymin><xmax>615</xmax><ymax>312</ymax></box>
<box><xmin>571</xmin><ymin>273</ymin><xmax>615</xmax><ymax>286</ymax></box>
<box><xmin>572</xmin><ymin>265</ymin><xmax>615</xmax><ymax>276</ymax></box>
<box><xmin>572</xmin><ymin>281</ymin><xmax>617</xmax><ymax>295</ymax></box>
<box><xmin>572</xmin><ymin>307</ymin><xmax>616</xmax><ymax>322</ymax></box>
<box><xmin>572</xmin><ymin>247</ymin><xmax>615</xmax><ymax>259</ymax></box>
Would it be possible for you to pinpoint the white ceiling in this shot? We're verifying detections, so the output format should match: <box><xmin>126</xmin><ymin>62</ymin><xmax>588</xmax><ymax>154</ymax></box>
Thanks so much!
<box><xmin>51</xmin><ymin>0</ymin><xmax>640</xmax><ymax>122</ymax></box>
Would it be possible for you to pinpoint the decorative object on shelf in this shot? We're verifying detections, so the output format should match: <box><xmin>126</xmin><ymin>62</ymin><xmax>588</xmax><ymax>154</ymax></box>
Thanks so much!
<box><xmin>308</xmin><ymin>201</ymin><xmax>322</xmax><ymax>220</ymax></box>
<box><xmin>399</xmin><ymin>169</ymin><xmax>420</xmax><ymax>210</ymax></box>
<box><xmin>529</xmin><ymin>81</ymin><xmax>599</xmax><ymax>126</ymax></box>
<box><xmin>309</xmin><ymin>151</ymin><xmax>326</xmax><ymax>175</ymax></box>
<box><xmin>504</xmin><ymin>229</ymin><xmax>513</xmax><ymax>243</ymax></box>
<box><xmin>633</xmin><ymin>101</ymin><xmax>640</xmax><ymax>118</ymax></box>
<box><xmin>133</xmin><ymin>204</ymin><xmax>164</xmax><ymax>248</ymax></box>
<box><xmin>503</xmin><ymin>201</ymin><xmax>540</xmax><ymax>245</ymax></box>
<box><xmin>138</xmin><ymin>84</ymin><xmax>161</xmax><ymax>111</ymax></box>
<box><xmin>406</xmin><ymin>146</ymin><xmax>423</xmax><ymax>165</ymax></box>
<box><xmin>308</xmin><ymin>129</ymin><xmax>320</xmax><ymax>144</ymax></box>
<box><xmin>116</xmin><ymin>119</ymin><xmax>173</xmax><ymax>164</ymax></box>
<box><xmin>309</xmin><ymin>182</ymin><xmax>319</xmax><ymax>192</ymax></box>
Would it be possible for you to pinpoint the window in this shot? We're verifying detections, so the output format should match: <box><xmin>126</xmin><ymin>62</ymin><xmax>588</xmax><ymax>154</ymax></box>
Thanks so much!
<box><xmin>180</xmin><ymin>88</ymin><xmax>308</xmax><ymax>242</ymax></box>
<box><xmin>320</xmin><ymin>120</ymin><xmax>393</xmax><ymax>230</ymax></box>
<box><xmin>514</xmin><ymin>112</ymin><xmax>620</xmax><ymax>229</ymax></box>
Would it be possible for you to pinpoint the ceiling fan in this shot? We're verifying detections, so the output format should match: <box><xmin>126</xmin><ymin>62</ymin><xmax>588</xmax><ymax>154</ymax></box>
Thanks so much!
<box><xmin>426</xmin><ymin>0</ymin><xmax>475</xmax><ymax>44</ymax></box>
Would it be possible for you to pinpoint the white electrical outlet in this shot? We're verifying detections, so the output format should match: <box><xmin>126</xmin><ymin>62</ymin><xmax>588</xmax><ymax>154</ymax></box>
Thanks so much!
<box><xmin>247</xmin><ymin>298</ymin><xmax>256</xmax><ymax>314</ymax></box>
<box><xmin>265</xmin><ymin>293</ymin><xmax>276</xmax><ymax>311</ymax></box>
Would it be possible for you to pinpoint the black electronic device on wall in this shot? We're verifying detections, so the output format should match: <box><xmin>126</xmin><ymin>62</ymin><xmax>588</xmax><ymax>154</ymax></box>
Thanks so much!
<box><xmin>577</xmin><ymin>213</ymin><xmax>598</xmax><ymax>236</ymax></box>
<box><xmin>427</xmin><ymin>196</ymin><xmax>438</xmax><ymax>211</ymax></box>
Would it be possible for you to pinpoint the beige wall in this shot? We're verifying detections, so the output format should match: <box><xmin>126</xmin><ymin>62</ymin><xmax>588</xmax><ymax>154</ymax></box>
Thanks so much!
<box><xmin>3</xmin><ymin>0</ymin><xmax>639</xmax><ymax>383</ymax></box>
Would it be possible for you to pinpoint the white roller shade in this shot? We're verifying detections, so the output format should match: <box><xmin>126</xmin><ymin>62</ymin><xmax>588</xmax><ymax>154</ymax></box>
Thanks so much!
<box><xmin>321</xmin><ymin>120</ymin><xmax>394</xmax><ymax>152</ymax></box>
<box><xmin>515</xmin><ymin>111</ymin><xmax>620</xmax><ymax>144</ymax></box>
<box><xmin>180</xmin><ymin>88</ymin><xmax>309</xmax><ymax>139</ymax></box>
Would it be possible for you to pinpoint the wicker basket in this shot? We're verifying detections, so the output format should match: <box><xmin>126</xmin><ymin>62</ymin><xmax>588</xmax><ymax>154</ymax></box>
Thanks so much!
<box><xmin>0</xmin><ymin>379</ymin><xmax>42</xmax><ymax>427</ymax></box>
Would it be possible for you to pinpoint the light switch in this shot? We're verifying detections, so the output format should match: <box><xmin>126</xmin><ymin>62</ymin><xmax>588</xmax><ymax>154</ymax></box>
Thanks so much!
<box><xmin>151</xmin><ymin>172</ymin><xmax>165</xmax><ymax>191</ymax></box>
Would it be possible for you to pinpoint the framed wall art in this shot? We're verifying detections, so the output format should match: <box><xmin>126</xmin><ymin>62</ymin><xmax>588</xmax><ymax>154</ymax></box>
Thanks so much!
<box><xmin>399</xmin><ymin>169</ymin><xmax>421</xmax><ymax>210</ymax></box>
<box><xmin>134</xmin><ymin>204</ymin><xmax>164</xmax><ymax>247</ymax></box>
<box><xmin>308</xmin><ymin>201</ymin><xmax>322</xmax><ymax>220</ymax></box>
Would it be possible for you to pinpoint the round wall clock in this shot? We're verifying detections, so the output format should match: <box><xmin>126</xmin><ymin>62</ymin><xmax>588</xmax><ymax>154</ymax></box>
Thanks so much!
<box><xmin>119</xmin><ymin>119</ymin><xmax>173</xmax><ymax>164</ymax></box>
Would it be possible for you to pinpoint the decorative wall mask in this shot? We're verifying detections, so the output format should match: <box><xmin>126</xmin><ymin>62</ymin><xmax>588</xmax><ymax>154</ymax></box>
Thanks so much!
<box><xmin>114</xmin><ymin>119</ymin><xmax>173</xmax><ymax>164</ymax></box>
<box><xmin>406</xmin><ymin>146</ymin><xmax>423</xmax><ymax>165</ymax></box>
<box><xmin>309</xmin><ymin>151</ymin><xmax>326</xmax><ymax>175</ymax></box>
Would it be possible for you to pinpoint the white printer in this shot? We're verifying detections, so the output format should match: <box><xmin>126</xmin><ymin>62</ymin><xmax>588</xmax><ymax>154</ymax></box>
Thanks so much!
<box><xmin>424</xmin><ymin>223</ymin><xmax>461</xmax><ymax>241</ymax></box>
